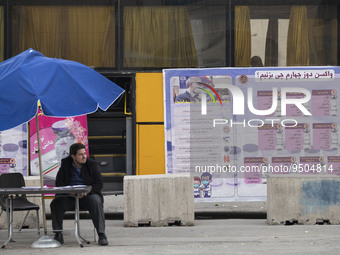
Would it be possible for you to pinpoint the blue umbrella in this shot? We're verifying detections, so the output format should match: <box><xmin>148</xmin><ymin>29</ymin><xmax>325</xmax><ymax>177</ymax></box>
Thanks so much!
<box><xmin>0</xmin><ymin>49</ymin><xmax>124</xmax><ymax>247</ymax></box>
<box><xmin>0</xmin><ymin>48</ymin><xmax>124</xmax><ymax>131</ymax></box>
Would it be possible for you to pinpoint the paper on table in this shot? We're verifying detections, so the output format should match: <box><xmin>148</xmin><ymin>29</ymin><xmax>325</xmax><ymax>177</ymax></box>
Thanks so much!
<box><xmin>71</xmin><ymin>185</ymin><xmax>87</xmax><ymax>188</ymax></box>
<box><xmin>22</xmin><ymin>186</ymin><xmax>47</xmax><ymax>189</ymax></box>
<box><xmin>53</xmin><ymin>185</ymin><xmax>87</xmax><ymax>189</ymax></box>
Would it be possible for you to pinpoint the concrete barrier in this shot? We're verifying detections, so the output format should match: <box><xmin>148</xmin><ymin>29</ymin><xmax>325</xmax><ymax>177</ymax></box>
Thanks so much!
<box><xmin>0</xmin><ymin>176</ymin><xmax>42</xmax><ymax>230</ymax></box>
<box><xmin>124</xmin><ymin>173</ymin><xmax>194</xmax><ymax>227</ymax></box>
<box><xmin>267</xmin><ymin>174</ymin><xmax>340</xmax><ymax>225</ymax></box>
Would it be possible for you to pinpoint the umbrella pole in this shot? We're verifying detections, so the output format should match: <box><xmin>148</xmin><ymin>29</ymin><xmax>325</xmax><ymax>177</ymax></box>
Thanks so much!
<box><xmin>31</xmin><ymin>113</ymin><xmax>60</xmax><ymax>248</ymax></box>
<box><xmin>35</xmin><ymin>113</ymin><xmax>48</xmax><ymax>234</ymax></box>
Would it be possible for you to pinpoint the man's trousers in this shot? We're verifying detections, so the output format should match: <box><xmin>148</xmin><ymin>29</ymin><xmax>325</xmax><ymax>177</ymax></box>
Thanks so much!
<box><xmin>50</xmin><ymin>193</ymin><xmax>105</xmax><ymax>234</ymax></box>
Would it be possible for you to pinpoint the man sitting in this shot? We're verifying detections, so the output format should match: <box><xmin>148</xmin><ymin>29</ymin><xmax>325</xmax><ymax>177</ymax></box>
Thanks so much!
<box><xmin>50</xmin><ymin>143</ymin><xmax>108</xmax><ymax>246</ymax></box>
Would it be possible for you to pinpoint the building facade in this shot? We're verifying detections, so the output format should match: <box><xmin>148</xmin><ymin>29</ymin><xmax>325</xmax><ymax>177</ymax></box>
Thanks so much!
<box><xmin>1</xmin><ymin>0</ymin><xmax>338</xmax><ymax>192</ymax></box>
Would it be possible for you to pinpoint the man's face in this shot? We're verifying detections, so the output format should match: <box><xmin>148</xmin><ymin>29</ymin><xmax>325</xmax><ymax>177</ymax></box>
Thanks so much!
<box><xmin>72</xmin><ymin>148</ymin><xmax>87</xmax><ymax>166</ymax></box>
<box><xmin>190</xmin><ymin>82</ymin><xmax>202</xmax><ymax>94</ymax></box>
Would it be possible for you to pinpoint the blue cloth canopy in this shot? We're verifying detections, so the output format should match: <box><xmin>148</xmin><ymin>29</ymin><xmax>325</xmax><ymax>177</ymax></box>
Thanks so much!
<box><xmin>0</xmin><ymin>49</ymin><xmax>125</xmax><ymax>131</ymax></box>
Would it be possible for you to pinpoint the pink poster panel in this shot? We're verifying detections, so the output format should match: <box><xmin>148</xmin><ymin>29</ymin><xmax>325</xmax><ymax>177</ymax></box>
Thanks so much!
<box><xmin>29</xmin><ymin>111</ymin><xmax>88</xmax><ymax>185</ymax></box>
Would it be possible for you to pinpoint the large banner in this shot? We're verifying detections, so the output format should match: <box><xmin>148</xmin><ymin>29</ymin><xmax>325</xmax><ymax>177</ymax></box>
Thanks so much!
<box><xmin>30</xmin><ymin>111</ymin><xmax>88</xmax><ymax>186</ymax></box>
<box><xmin>164</xmin><ymin>67</ymin><xmax>339</xmax><ymax>202</ymax></box>
<box><xmin>0</xmin><ymin>124</ymin><xmax>28</xmax><ymax>175</ymax></box>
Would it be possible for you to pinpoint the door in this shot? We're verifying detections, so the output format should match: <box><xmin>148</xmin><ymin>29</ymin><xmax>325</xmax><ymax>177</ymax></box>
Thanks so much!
<box><xmin>87</xmin><ymin>74</ymin><xmax>135</xmax><ymax>194</ymax></box>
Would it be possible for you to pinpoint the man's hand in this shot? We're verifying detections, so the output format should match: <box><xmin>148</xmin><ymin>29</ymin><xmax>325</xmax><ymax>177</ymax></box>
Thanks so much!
<box><xmin>79</xmin><ymin>192</ymin><xmax>87</xmax><ymax>199</ymax></box>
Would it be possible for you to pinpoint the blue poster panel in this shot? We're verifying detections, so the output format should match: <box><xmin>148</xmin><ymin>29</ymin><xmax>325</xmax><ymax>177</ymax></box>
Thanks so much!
<box><xmin>164</xmin><ymin>67</ymin><xmax>338</xmax><ymax>202</ymax></box>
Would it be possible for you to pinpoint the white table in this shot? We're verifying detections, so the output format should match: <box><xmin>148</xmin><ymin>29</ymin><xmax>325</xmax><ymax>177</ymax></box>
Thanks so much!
<box><xmin>0</xmin><ymin>185</ymin><xmax>92</xmax><ymax>248</ymax></box>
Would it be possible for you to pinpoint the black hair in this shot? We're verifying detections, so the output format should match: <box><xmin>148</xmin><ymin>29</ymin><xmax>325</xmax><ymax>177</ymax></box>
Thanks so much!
<box><xmin>201</xmin><ymin>172</ymin><xmax>212</xmax><ymax>180</ymax></box>
<box><xmin>69</xmin><ymin>143</ymin><xmax>86</xmax><ymax>156</ymax></box>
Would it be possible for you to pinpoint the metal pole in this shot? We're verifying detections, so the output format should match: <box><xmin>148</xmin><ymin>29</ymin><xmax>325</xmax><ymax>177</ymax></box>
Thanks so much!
<box><xmin>36</xmin><ymin>112</ymin><xmax>47</xmax><ymax>234</ymax></box>
<box><xmin>31</xmin><ymin>108</ymin><xmax>60</xmax><ymax>248</ymax></box>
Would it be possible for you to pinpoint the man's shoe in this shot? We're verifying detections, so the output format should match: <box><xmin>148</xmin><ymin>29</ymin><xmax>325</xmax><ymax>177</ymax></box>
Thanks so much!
<box><xmin>54</xmin><ymin>232</ymin><xmax>64</xmax><ymax>244</ymax></box>
<box><xmin>98</xmin><ymin>233</ymin><xmax>108</xmax><ymax>246</ymax></box>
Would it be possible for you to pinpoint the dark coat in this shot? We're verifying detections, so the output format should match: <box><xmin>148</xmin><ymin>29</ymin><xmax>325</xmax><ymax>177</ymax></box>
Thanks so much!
<box><xmin>55</xmin><ymin>156</ymin><xmax>103</xmax><ymax>200</ymax></box>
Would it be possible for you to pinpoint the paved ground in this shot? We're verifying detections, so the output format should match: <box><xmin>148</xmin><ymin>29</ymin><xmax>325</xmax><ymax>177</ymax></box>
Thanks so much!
<box><xmin>1</xmin><ymin>215</ymin><xmax>340</xmax><ymax>255</ymax></box>
<box><xmin>1</xmin><ymin>198</ymin><xmax>339</xmax><ymax>254</ymax></box>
